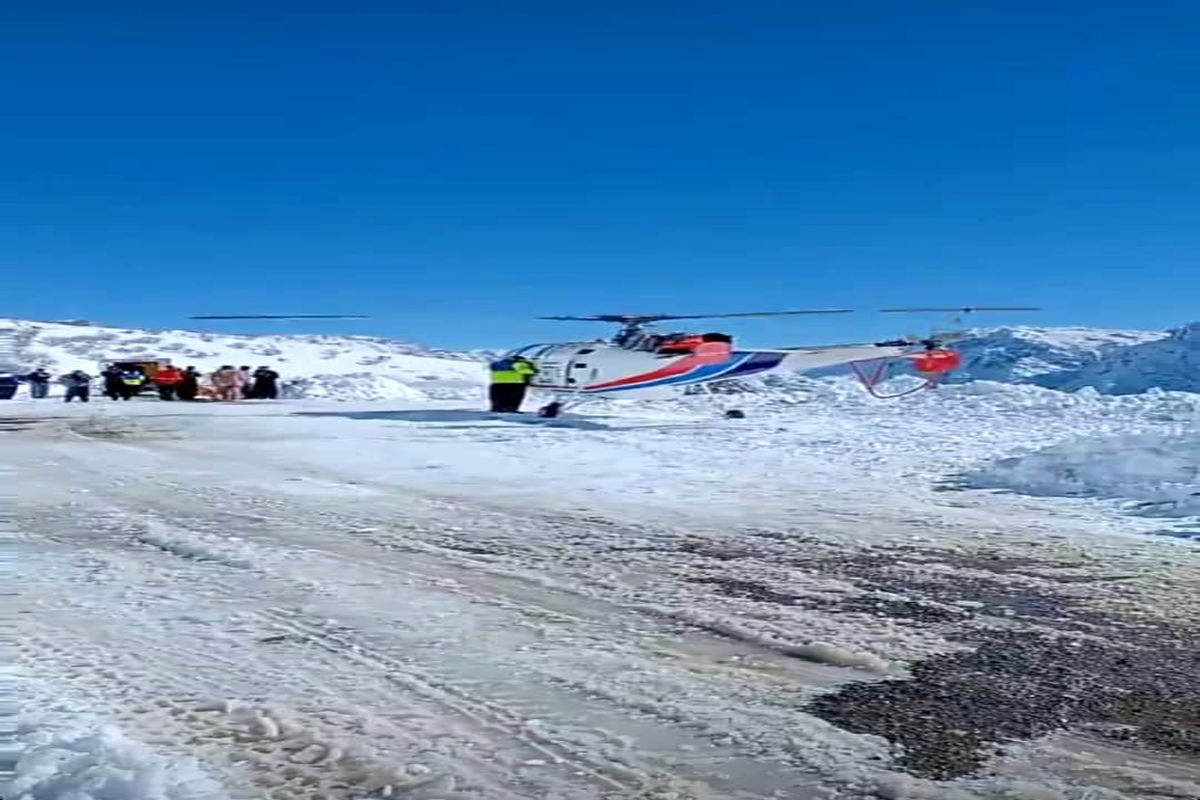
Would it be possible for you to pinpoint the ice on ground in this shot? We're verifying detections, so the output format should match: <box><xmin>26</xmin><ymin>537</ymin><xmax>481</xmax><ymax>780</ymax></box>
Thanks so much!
<box><xmin>3</xmin><ymin>726</ymin><xmax>225</xmax><ymax>800</ymax></box>
<box><xmin>964</xmin><ymin>432</ymin><xmax>1200</xmax><ymax>523</ymax></box>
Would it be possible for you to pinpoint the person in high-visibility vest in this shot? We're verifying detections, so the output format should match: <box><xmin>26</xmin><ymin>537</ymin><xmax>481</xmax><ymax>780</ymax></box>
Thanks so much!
<box><xmin>118</xmin><ymin>367</ymin><xmax>146</xmax><ymax>400</ymax></box>
<box><xmin>488</xmin><ymin>356</ymin><xmax>538</xmax><ymax>413</ymax></box>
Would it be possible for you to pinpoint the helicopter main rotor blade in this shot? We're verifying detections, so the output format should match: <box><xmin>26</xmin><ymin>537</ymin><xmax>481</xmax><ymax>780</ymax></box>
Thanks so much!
<box><xmin>538</xmin><ymin>309</ymin><xmax>855</xmax><ymax>324</ymax></box>
<box><xmin>879</xmin><ymin>307</ymin><xmax>1041</xmax><ymax>313</ymax></box>
<box><xmin>657</xmin><ymin>309</ymin><xmax>856</xmax><ymax>321</ymax></box>
<box><xmin>188</xmin><ymin>314</ymin><xmax>371</xmax><ymax>320</ymax></box>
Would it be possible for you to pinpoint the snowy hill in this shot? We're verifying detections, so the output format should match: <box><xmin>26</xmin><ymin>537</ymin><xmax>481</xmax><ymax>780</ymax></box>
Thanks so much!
<box><xmin>1037</xmin><ymin>322</ymin><xmax>1200</xmax><ymax>395</ymax></box>
<box><xmin>776</xmin><ymin>324</ymin><xmax>1173</xmax><ymax>394</ymax></box>
<box><xmin>3</xmin><ymin>317</ymin><xmax>1198</xmax><ymax>401</ymax></box>
<box><xmin>0</xmin><ymin>318</ymin><xmax>488</xmax><ymax>400</ymax></box>
<box><xmin>947</xmin><ymin>325</ymin><xmax>1165</xmax><ymax>384</ymax></box>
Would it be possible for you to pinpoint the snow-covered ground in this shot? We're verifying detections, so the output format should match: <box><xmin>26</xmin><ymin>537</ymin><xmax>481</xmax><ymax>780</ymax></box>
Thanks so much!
<box><xmin>6</xmin><ymin>379</ymin><xmax>1200</xmax><ymax>799</ymax></box>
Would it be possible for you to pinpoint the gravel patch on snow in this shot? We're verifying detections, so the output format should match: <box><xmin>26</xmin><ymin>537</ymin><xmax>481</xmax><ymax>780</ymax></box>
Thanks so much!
<box><xmin>802</xmin><ymin>545</ymin><xmax>1200</xmax><ymax>780</ymax></box>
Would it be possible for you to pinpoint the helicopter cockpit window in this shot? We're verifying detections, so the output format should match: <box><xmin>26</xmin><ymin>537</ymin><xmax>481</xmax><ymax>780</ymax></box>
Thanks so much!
<box><xmin>640</xmin><ymin>335</ymin><xmax>666</xmax><ymax>351</ymax></box>
<box><xmin>613</xmin><ymin>330</ymin><xmax>638</xmax><ymax>348</ymax></box>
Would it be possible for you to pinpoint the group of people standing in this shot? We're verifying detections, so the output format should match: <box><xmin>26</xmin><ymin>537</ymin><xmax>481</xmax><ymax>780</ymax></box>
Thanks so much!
<box><xmin>208</xmin><ymin>365</ymin><xmax>281</xmax><ymax>401</ymax></box>
<box><xmin>15</xmin><ymin>364</ymin><xmax>282</xmax><ymax>403</ymax></box>
<box><xmin>21</xmin><ymin>367</ymin><xmax>95</xmax><ymax>403</ymax></box>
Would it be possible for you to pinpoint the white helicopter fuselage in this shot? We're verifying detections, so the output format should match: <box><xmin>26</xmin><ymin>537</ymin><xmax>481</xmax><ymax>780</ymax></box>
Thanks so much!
<box><xmin>508</xmin><ymin>339</ymin><xmax>914</xmax><ymax>398</ymax></box>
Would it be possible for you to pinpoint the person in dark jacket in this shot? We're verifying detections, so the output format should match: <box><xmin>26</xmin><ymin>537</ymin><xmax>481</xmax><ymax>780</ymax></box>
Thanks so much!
<box><xmin>101</xmin><ymin>366</ymin><xmax>124</xmax><ymax>400</ymax></box>
<box><xmin>62</xmin><ymin>370</ymin><xmax>92</xmax><ymax>403</ymax></box>
<box><xmin>177</xmin><ymin>366</ymin><xmax>200</xmax><ymax>401</ymax></box>
<box><xmin>239</xmin><ymin>366</ymin><xmax>254</xmax><ymax>398</ymax></box>
<box><xmin>26</xmin><ymin>368</ymin><xmax>52</xmax><ymax>399</ymax></box>
<box><xmin>251</xmin><ymin>366</ymin><xmax>280</xmax><ymax>400</ymax></box>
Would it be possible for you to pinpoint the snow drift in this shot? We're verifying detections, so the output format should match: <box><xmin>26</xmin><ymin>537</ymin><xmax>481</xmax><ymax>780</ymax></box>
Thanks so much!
<box><xmin>964</xmin><ymin>432</ymin><xmax>1200</xmax><ymax>523</ymax></box>
<box><xmin>3</xmin><ymin>726</ymin><xmax>224</xmax><ymax>800</ymax></box>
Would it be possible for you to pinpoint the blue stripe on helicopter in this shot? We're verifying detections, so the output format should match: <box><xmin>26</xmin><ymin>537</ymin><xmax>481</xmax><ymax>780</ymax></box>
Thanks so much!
<box><xmin>583</xmin><ymin>351</ymin><xmax>785</xmax><ymax>393</ymax></box>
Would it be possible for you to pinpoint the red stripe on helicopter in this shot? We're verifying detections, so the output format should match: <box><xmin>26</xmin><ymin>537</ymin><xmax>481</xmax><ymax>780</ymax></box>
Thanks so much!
<box><xmin>586</xmin><ymin>342</ymin><xmax>735</xmax><ymax>391</ymax></box>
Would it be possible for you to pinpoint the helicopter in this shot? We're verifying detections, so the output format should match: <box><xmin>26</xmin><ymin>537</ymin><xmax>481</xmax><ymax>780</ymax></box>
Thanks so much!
<box><xmin>505</xmin><ymin>307</ymin><xmax>1038</xmax><ymax>417</ymax></box>
<box><xmin>183</xmin><ymin>306</ymin><xmax>1038</xmax><ymax>417</ymax></box>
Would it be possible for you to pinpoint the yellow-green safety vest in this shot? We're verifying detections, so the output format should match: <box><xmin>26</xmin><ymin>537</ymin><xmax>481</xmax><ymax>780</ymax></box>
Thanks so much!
<box><xmin>490</xmin><ymin>361</ymin><xmax>537</xmax><ymax>384</ymax></box>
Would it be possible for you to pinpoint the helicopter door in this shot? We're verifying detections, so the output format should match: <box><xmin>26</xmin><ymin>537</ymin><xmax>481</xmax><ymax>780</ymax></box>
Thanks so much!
<box><xmin>517</xmin><ymin>344</ymin><xmax>566</xmax><ymax>388</ymax></box>
<box><xmin>563</xmin><ymin>347</ymin><xmax>598</xmax><ymax>389</ymax></box>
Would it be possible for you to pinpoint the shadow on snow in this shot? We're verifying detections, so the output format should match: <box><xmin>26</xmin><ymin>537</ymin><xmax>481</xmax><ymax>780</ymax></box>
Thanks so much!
<box><xmin>291</xmin><ymin>408</ymin><xmax>619</xmax><ymax>431</ymax></box>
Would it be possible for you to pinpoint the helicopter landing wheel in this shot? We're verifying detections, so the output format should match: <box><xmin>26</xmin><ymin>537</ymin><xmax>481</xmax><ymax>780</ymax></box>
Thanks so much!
<box><xmin>724</xmin><ymin>409</ymin><xmax>746</xmax><ymax>420</ymax></box>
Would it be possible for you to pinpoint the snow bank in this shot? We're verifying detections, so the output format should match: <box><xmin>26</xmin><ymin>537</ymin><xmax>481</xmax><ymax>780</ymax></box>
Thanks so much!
<box><xmin>964</xmin><ymin>432</ymin><xmax>1200</xmax><ymax>522</ymax></box>
<box><xmin>3</xmin><ymin>726</ymin><xmax>224</xmax><ymax>800</ymax></box>
<box><xmin>281</xmin><ymin>372</ymin><xmax>431</xmax><ymax>401</ymax></box>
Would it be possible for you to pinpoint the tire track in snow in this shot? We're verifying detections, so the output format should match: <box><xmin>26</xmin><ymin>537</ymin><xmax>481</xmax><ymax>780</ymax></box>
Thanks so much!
<box><xmin>18</xmin><ymin>624</ymin><xmax>482</xmax><ymax>799</ymax></box>
<box><xmin>132</xmin><ymin>470</ymin><xmax>912</xmax><ymax>679</ymax></box>
<box><xmin>60</xmin><ymin>444</ymin><xmax>882</xmax><ymax>688</ymax></box>
<box><xmin>14</xmin><ymin>528</ymin><xmax>558</xmax><ymax>799</ymax></box>
<box><xmin>16</xmin><ymin>534</ymin><xmax>648</xmax><ymax>796</ymax></box>
<box><xmin>16</xmin><ymin>445</ymin><xmax>831</xmax><ymax>799</ymax></box>
<box><xmin>256</xmin><ymin>607</ymin><xmax>666</xmax><ymax>797</ymax></box>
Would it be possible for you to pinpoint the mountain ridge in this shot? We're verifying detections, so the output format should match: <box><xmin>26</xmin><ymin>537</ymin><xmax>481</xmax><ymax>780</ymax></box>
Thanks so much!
<box><xmin>2</xmin><ymin>317</ymin><xmax>1196</xmax><ymax>398</ymax></box>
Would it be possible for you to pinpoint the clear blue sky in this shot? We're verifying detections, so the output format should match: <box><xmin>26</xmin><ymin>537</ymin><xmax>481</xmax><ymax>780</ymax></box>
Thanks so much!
<box><xmin>2</xmin><ymin>2</ymin><xmax>1197</xmax><ymax>348</ymax></box>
